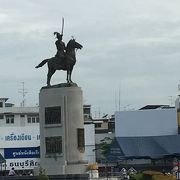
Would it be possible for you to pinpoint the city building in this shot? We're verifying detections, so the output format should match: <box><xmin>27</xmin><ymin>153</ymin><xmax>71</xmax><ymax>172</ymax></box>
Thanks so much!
<box><xmin>0</xmin><ymin>98</ymin><xmax>96</xmax><ymax>173</ymax></box>
<box><xmin>0</xmin><ymin>98</ymin><xmax>40</xmax><ymax>172</ymax></box>
<box><xmin>107</xmin><ymin>105</ymin><xmax>180</xmax><ymax>169</ymax></box>
<box><xmin>83</xmin><ymin>105</ymin><xmax>114</xmax><ymax>165</ymax></box>
<box><xmin>84</xmin><ymin>124</ymin><xmax>96</xmax><ymax>163</ymax></box>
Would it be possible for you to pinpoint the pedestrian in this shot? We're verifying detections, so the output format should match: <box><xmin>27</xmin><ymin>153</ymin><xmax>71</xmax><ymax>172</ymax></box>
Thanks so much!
<box><xmin>8</xmin><ymin>167</ymin><xmax>16</xmax><ymax>176</ymax></box>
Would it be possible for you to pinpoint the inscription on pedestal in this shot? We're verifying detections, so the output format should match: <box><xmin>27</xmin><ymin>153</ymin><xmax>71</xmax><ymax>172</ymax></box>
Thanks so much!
<box><xmin>77</xmin><ymin>128</ymin><xmax>85</xmax><ymax>153</ymax></box>
<box><xmin>45</xmin><ymin>136</ymin><xmax>62</xmax><ymax>154</ymax></box>
<box><xmin>45</xmin><ymin>106</ymin><xmax>61</xmax><ymax>124</ymax></box>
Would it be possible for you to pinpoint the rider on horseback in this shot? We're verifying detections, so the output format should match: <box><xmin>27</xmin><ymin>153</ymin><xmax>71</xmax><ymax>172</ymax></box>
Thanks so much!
<box><xmin>36</xmin><ymin>18</ymin><xmax>83</xmax><ymax>85</ymax></box>
<box><xmin>54</xmin><ymin>32</ymin><xmax>66</xmax><ymax>63</ymax></box>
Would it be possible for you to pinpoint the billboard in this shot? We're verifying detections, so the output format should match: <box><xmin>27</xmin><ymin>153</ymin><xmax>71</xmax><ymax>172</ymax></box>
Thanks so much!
<box><xmin>4</xmin><ymin>147</ymin><xmax>40</xmax><ymax>159</ymax></box>
<box><xmin>3</xmin><ymin>158</ymin><xmax>40</xmax><ymax>170</ymax></box>
<box><xmin>0</xmin><ymin>127</ymin><xmax>40</xmax><ymax>148</ymax></box>
<box><xmin>0</xmin><ymin>127</ymin><xmax>40</xmax><ymax>170</ymax></box>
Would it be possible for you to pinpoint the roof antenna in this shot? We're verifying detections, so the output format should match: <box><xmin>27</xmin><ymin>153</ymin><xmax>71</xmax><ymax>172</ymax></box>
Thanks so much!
<box><xmin>18</xmin><ymin>82</ymin><xmax>28</xmax><ymax>107</ymax></box>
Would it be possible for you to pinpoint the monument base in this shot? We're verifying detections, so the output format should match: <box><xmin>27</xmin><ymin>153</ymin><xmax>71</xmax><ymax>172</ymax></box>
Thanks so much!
<box><xmin>39</xmin><ymin>83</ymin><xmax>88</xmax><ymax>175</ymax></box>
<box><xmin>64</xmin><ymin>161</ymin><xmax>88</xmax><ymax>174</ymax></box>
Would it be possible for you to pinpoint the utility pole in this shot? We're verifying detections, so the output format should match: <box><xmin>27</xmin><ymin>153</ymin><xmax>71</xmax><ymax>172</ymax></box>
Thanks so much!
<box><xmin>168</xmin><ymin>96</ymin><xmax>174</xmax><ymax>107</ymax></box>
<box><xmin>115</xmin><ymin>90</ymin><xmax>117</xmax><ymax>111</ymax></box>
<box><xmin>18</xmin><ymin>82</ymin><xmax>28</xmax><ymax>107</ymax></box>
<box><xmin>118</xmin><ymin>85</ymin><xmax>121</xmax><ymax>112</ymax></box>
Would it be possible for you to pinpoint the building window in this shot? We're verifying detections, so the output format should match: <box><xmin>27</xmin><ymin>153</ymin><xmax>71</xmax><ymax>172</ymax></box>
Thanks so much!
<box><xmin>6</xmin><ymin>118</ymin><xmax>9</xmax><ymax>124</ymax></box>
<box><xmin>32</xmin><ymin>117</ymin><xmax>36</xmax><ymax>123</ymax></box>
<box><xmin>6</xmin><ymin>115</ymin><xmax>14</xmax><ymax>124</ymax></box>
<box><xmin>27</xmin><ymin>117</ymin><xmax>31</xmax><ymax>123</ymax></box>
<box><xmin>0</xmin><ymin>102</ymin><xmax>3</xmax><ymax>108</ymax></box>
<box><xmin>27</xmin><ymin>116</ymin><xmax>39</xmax><ymax>123</ymax></box>
<box><xmin>45</xmin><ymin>106</ymin><xmax>61</xmax><ymax>124</ymax></box>
<box><xmin>83</xmin><ymin>108</ymin><xmax>90</xmax><ymax>115</ymax></box>
<box><xmin>95</xmin><ymin>123</ymin><xmax>101</xmax><ymax>128</ymax></box>
<box><xmin>45</xmin><ymin>136</ymin><xmax>62</xmax><ymax>154</ymax></box>
<box><xmin>36</xmin><ymin>117</ymin><xmax>39</xmax><ymax>123</ymax></box>
<box><xmin>11</xmin><ymin>118</ymin><xmax>14</xmax><ymax>124</ymax></box>
<box><xmin>0</xmin><ymin>114</ymin><xmax>4</xmax><ymax>119</ymax></box>
<box><xmin>20</xmin><ymin>114</ymin><xmax>25</xmax><ymax>117</ymax></box>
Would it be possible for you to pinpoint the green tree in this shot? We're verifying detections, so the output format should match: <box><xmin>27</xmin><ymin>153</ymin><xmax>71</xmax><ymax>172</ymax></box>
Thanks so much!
<box><xmin>99</xmin><ymin>137</ymin><xmax>113</xmax><ymax>160</ymax></box>
<box><xmin>37</xmin><ymin>167</ymin><xmax>49</xmax><ymax>180</ymax></box>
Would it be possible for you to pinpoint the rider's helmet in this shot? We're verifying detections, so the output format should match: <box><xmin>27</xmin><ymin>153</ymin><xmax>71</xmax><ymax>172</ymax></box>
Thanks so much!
<box><xmin>54</xmin><ymin>32</ymin><xmax>63</xmax><ymax>40</ymax></box>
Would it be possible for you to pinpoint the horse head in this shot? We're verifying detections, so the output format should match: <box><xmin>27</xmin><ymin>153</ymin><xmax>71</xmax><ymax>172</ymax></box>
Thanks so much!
<box><xmin>66</xmin><ymin>39</ymin><xmax>83</xmax><ymax>51</ymax></box>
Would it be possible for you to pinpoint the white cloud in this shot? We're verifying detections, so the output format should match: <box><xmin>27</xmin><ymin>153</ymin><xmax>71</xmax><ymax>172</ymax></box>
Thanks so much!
<box><xmin>0</xmin><ymin>0</ymin><xmax>180</xmax><ymax>115</ymax></box>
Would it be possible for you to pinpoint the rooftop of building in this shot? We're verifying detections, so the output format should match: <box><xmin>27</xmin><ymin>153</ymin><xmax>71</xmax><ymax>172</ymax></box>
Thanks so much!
<box><xmin>139</xmin><ymin>105</ymin><xmax>174</xmax><ymax>110</ymax></box>
<box><xmin>107</xmin><ymin>135</ymin><xmax>180</xmax><ymax>161</ymax></box>
<box><xmin>0</xmin><ymin>98</ymin><xmax>8</xmax><ymax>102</ymax></box>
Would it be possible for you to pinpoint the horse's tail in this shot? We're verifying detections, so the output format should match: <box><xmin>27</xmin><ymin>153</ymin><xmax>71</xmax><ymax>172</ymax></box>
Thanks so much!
<box><xmin>35</xmin><ymin>59</ymin><xmax>48</xmax><ymax>68</ymax></box>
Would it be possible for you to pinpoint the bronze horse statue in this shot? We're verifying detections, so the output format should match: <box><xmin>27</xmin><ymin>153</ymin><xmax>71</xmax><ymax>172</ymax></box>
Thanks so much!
<box><xmin>35</xmin><ymin>39</ymin><xmax>83</xmax><ymax>86</ymax></box>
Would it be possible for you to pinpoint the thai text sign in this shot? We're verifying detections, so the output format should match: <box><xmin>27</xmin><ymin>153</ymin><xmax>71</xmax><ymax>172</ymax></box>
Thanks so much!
<box><xmin>0</xmin><ymin>127</ymin><xmax>40</xmax><ymax>148</ymax></box>
<box><xmin>3</xmin><ymin>158</ymin><xmax>40</xmax><ymax>170</ymax></box>
<box><xmin>4</xmin><ymin>147</ymin><xmax>40</xmax><ymax>159</ymax></box>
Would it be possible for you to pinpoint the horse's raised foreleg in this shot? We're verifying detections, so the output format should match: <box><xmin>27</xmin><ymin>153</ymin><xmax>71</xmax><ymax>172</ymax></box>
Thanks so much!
<box><xmin>47</xmin><ymin>69</ymin><xmax>56</xmax><ymax>86</ymax></box>
<box><xmin>69</xmin><ymin>67</ymin><xmax>74</xmax><ymax>83</ymax></box>
<box><xmin>66</xmin><ymin>70</ymin><xmax>68</xmax><ymax>83</ymax></box>
<box><xmin>69</xmin><ymin>71</ymin><xmax>72</xmax><ymax>83</ymax></box>
<box><xmin>66</xmin><ymin>70</ymin><xmax>70</xmax><ymax>83</ymax></box>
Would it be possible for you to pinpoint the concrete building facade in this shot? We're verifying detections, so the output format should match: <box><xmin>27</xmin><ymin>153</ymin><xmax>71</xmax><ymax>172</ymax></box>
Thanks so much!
<box><xmin>0</xmin><ymin>98</ymin><xmax>96</xmax><ymax>172</ymax></box>
<box><xmin>0</xmin><ymin>98</ymin><xmax>40</xmax><ymax>171</ymax></box>
<box><xmin>115</xmin><ymin>108</ymin><xmax>178</xmax><ymax>137</ymax></box>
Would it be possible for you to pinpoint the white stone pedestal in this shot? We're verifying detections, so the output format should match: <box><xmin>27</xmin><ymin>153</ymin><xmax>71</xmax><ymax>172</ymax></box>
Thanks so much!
<box><xmin>39</xmin><ymin>84</ymin><xmax>87</xmax><ymax>175</ymax></box>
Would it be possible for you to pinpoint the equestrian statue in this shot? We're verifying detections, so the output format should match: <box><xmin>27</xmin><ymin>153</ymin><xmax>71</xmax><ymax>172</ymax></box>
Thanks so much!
<box><xmin>35</xmin><ymin>18</ymin><xmax>83</xmax><ymax>86</ymax></box>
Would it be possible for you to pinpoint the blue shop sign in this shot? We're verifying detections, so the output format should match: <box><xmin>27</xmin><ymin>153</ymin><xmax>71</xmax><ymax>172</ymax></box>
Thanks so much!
<box><xmin>4</xmin><ymin>147</ymin><xmax>40</xmax><ymax>159</ymax></box>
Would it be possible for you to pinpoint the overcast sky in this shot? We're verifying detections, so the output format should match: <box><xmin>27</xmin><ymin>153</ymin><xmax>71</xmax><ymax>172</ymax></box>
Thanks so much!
<box><xmin>1</xmin><ymin>0</ymin><xmax>180</xmax><ymax>117</ymax></box>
